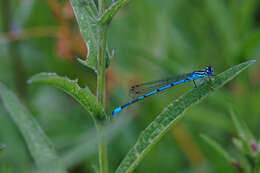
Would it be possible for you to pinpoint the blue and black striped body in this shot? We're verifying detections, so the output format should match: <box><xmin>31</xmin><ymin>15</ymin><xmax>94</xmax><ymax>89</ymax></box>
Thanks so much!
<box><xmin>112</xmin><ymin>66</ymin><xmax>214</xmax><ymax>116</ymax></box>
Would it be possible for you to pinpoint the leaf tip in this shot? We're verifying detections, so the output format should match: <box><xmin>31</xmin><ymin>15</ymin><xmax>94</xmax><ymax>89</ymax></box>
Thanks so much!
<box><xmin>77</xmin><ymin>58</ymin><xmax>97</xmax><ymax>73</ymax></box>
<box><xmin>27</xmin><ymin>72</ymin><xmax>58</xmax><ymax>84</ymax></box>
<box><xmin>249</xmin><ymin>59</ymin><xmax>257</xmax><ymax>63</ymax></box>
<box><xmin>0</xmin><ymin>144</ymin><xmax>6</xmax><ymax>151</ymax></box>
<box><xmin>77</xmin><ymin>57</ymin><xmax>86</xmax><ymax>65</ymax></box>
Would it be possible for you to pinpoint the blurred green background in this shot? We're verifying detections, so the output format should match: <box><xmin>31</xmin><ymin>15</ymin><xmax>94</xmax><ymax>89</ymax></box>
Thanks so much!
<box><xmin>0</xmin><ymin>0</ymin><xmax>260</xmax><ymax>172</ymax></box>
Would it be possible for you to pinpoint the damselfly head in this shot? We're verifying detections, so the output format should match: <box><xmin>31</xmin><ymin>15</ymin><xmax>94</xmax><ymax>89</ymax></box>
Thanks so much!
<box><xmin>206</xmin><ymin>66</ymin><xmax>214</xmax><ymax>76</ymax></box>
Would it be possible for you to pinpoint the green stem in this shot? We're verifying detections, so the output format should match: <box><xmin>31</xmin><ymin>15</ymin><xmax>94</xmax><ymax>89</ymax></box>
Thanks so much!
<box><xmin>97</xmin><ymin>25</ymin><xmax>109</xmax><ymax>173</ymax></box>
<box><xmin>96</xmin><ymin>0</ymin><xmax>109</xmax><ymax>172</ymax></box>
<box><xmin>97</xmin><ymin>124</ymin><xmax>109</xmax><ymax>173</ymax></box>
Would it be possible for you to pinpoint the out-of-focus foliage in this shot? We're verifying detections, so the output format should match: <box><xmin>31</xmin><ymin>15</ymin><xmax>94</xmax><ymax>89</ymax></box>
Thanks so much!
<box><xmin>201</xmin><ymin>110</ymin><xmax>260</xmax><ymax>173</ymax></box>
<box><xmin>0</xmin><ymin>82</ymin><xmax>66</xmax><ymax>173</ymax></box>
<box><xmin>0</xmin><ymin>0</ymin><xmax>259</xmax><ymax>173</ymax></box>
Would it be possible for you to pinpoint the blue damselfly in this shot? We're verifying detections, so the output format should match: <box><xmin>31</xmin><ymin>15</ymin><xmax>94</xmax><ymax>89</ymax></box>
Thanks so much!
<box><xmin>112</xmin><ymin>66</ymin><xmax>214</xmax><ymax>116</ymax></box>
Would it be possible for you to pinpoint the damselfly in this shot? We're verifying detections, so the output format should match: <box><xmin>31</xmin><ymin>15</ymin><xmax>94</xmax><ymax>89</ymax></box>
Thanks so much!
<box><xmin>112</xmin><ymin>66</ymin><xmax>214</xmax><ymax>116</ymax></box>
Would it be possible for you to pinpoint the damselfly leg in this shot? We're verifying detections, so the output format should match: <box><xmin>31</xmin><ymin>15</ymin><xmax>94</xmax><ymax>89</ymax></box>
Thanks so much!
<box><xmin>193</xmin><ymin>80</ymin><xmax>197</xmax><ymax>88</ymax></box>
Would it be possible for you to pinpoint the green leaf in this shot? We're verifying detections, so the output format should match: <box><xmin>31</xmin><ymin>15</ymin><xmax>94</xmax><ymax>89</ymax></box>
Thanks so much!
<box><xmin>255</xmin><ymin>152</ymin><xmax>260</xmax><ymax>173</ymax></box>
<box><xmin>230</xmin><ymin>110</ymin><xmax>256</xmax><ymax>158</ymax></box>
<box><xmin>233</xmin><ymin>137</ymin><xmax>255</xmax><ymax>159</ymax></box>
<box><xmin>97</xmin><ymin>0</ymin><xmax>131</xmax><ymax>25</ymax></box>
<box><xmin>230</xmin><ymin>110</ymin><xmax>255</xmax><ymax>141</ymax></box>
<box><xmin>36</xmin><ymin>115</ymin><xmax>132</xmax><ymax>173</ymax></box>
<box><xmin>27</xmin><ymin>72</ymin><xmax>106</xmax><ymax>121</ymax></box>
<box><xmin>204</xmin><ymin>0</ymin><xmax>235</xmax><ymax>58</ymax></box>
<box><xmin>233</xmin><ymin>138</ymin><xmax>245</xmax><ymax>153</ymax></box>
<box><xmin>115</xmin><ymin>60</ymin><xmax>256</xmax><ymax>173</ymax></box>
<box><xmin>239</xmin><ymin>29</ymin><xmax>260</xmax><ymax>57</ymax></box>
<box><xmin>70</xmin><ymin>0</ymin><xmax>99</xmax><ymax>72</ymax></box>
<box><xmin>200</xmin><ymin>134</ymin><xmax>237</xmax><ymax>173</ymax></box>
<box><xmin>0</xmin><ymin>144</ymin><xmax>6</xmax><ymax>152</ymax></box>
<box><xmin>0</xmin><ymin>82</ymin><xmax>66</xmax><ymax>173</ymax></box>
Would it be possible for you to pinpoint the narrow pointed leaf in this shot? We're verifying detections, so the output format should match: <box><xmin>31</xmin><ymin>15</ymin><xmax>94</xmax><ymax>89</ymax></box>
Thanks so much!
<box><xmin>232</xmin><ymin>138</ymin><xmax>244</xmax><ymax>153</ymax></box>
<box><xmin>230</xmin><ymin>110</ymin><xmax>255</xmax><ymax>141</ymax></box>
<box><xmin>97</xmin><ymin>0</ymin><xmax>130</xmax><ymax>25</ymax></box>
<box><xmin>201</xmin><ymin>134</ymin><xmax>236</xmax><ymax>173</ymax></box>
<box><xmin>230</xmin><ymin>110</ymin><xmax>256</xmax><ymax>158</ymax></box>
<box><xmin>239</xmin><ymin>29</ymin><xmax>260</xmax><ymax>57</ymax></box>
<box><xmin>232</xmin><ymin>137</ymin><xmax>254</xmax><ymax>158</ymax></box>
<box><xmin>0</xmin><ymin>82</ymin><xmax>66</xmax><ymax>173</ymax></box>
<box><xmin>70</xmin><ymin>0</ymin><xmax>98</xmax><ymax>72</ymax></box>
<box><xmin>201</xmin><ymin>135</ymin><xmax>231</xmax><ymax>161</ymax></box>
<box><xmin>28</xmin><ymin>72</ymin><xmax>106</xmax><ymax>121</ymax></box>
<box><xmin>255</xmin><ymin>152</ymin><xmax>260</xmax><ymax>173</ymax></box>
<box><xmin>115</xmin><ymin>60</ymin><xmax>256</xmax><ymax>173</ymax></box>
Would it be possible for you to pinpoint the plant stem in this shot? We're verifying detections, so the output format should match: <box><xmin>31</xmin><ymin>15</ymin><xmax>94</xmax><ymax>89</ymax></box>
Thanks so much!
<box><xmin>96</xmin><ymin>0</ymin><xmax>109</xmax><ymax>172</ymax></box>
<box><xmin>97</xmin><ymin>124</ymin><xmax>109</xmax><ymax>173</ymax></box>
<box><xmin>97</xmin><ymin>24</ymin><xmax>109</xmax><ymax>173</ymax></box>
<box><xmin>97</xmin><ymin>25</ymin><xmax>109</xmax><ymax>173</ymax></box>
